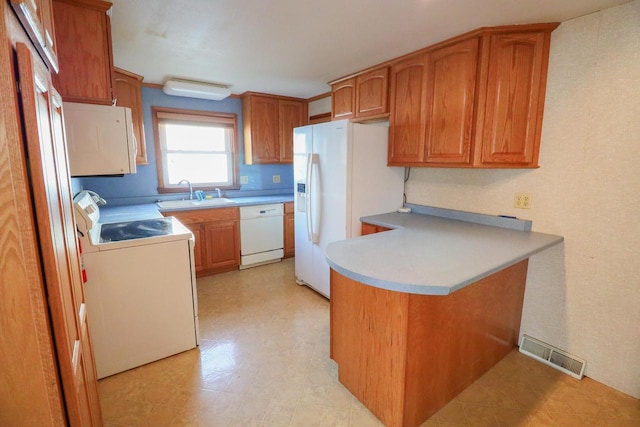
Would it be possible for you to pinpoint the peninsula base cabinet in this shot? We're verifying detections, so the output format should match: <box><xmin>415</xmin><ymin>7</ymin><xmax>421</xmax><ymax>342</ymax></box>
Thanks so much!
<box><xmin>330</xmin><ymin>260</ymin><xmax>529</xmax><ymax>427</ymax></box>
<box><xmin>164</xmin><ymin>208</ymin><xmax>240</xmax><ymax>277</ymax></box>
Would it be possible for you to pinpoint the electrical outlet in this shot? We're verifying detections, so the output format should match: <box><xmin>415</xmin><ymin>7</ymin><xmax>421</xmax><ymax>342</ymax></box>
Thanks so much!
<box><xmin>240</xmin><ymin>176</ymin><xmax>249</xmax><ymax>185</ymax></box>
<box><xmin>514</xmin><ymin>192</ymin><xmax>532</xmax><ymax>209</ymax></box>
<box><xmin>272</xmin><ymin>175</ymin><xmax>280</xmax><ymax>184</ymax></box>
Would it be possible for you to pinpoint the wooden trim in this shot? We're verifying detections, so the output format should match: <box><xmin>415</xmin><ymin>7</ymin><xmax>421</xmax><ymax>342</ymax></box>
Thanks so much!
<box><xmin>1</xmin><ymin>5</ymin><xmax>66</xmax><ymax>424</ymax></box>
<box><xmin>113</xmin><ymin>66</ymin><xmax>143</xmax><ymax>81</ymax></box>
<box><xmin>52</xmin><ymin>0</ymin><xmax>112</xmax><ymax>11</ymax></box>
<box><xmin>306</xmin><ymin>91</ymin><xmax>331</xmax><ymax>102</ymax></box>
<box><xmin>239</xmin><ymin>90</ymin><xmax>306</xmax><ymax>102</ymax></box>
<box><xmin>152</xmin><ymin>106</ymin><xmax>240</xmax><ymax>192</ymax></box>
<box><xmin>308</xmin><ymin>112</ymin><xmax>331</xmax><ymax>124</ymax></box>
<box><xmin>331</xmin><ymin>260</ymin><xmax>529</xmax><ymax>427</ymax></box>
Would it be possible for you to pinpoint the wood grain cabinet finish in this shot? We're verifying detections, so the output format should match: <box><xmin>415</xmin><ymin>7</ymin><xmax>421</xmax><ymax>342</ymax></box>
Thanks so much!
<box><xmin>477</xmin><ymin>31</ymin><xmax>549</xmax><ymax>167</ymax></box>
<box><xmin>389</xmin><ymin>38</ymin><xmax>480</xmax><ymax>167</ymax></box>
<box><xmin>114</xmin><ymin>67</ymin><xmax>147</xmax><ymax>164</ymax></box>
<box><xmin>361</xmin><ymin>222</ymin><xmax>392</xmax><ymax>235</ymax></box>
<box><xmin>424</xmin><ymin>37</ymin><xmax>479</xmax><ymax>165</ymax></box>
<box><xmin>330</xmin><ymin>260</ymin><xmax>529</xmax><ymax>427</ymax></box>
<box><xmin>10</xmin><ymin>0</ymin><xmax>59</xmax><ymax>72</ymax></box>
<box><xmin>331</xmin><ymin>77</ymin><xmax>356</xmax><ymax>119</ymax></box>
<box><xmin>283</xmin><ymin>202</ymin><xmax>295</xmax><ymax>258</ymax></box>
<box><xmin>52</xmin><ymin>0</ymin><xmax>114</xmax><ymax>105</ymax></box>
<box><xmin>15</xmin><ymin>41</ymin><xmax>102</xmax><ymax>426</ymax></box>
<box><xmin>331</xmin><ymin>67</ymin><xmax>389</xmax><ymax>121</ymax></box>
<box><xmin>388</xmin><ymin>53</ymin><xmax>428</xmax><ymax>164</ymax></box>
<box><xmin>355</xmin><ymin>67</ymin><xmax>389</xmax><ymax>118</ymax></box>
<box><xmin>387</xmin><ymin>24</ymin><xmax>557</xmax><ymax>169</ymax></box>
<box><xmin>164</xmin><ymin>208</ymin><xmax>240</xmax><ymax>277</ymax></box>
<box><xmin>242</xmin><ymin>92</ymin><xmax>306</xmax><ymax>164</ymax></box>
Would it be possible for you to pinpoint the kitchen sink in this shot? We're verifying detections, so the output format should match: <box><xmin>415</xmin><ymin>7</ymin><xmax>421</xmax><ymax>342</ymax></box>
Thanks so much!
<box><xmin>156</xmin><ymin>198</ymin><xmax>235</xmax><ymax>209</ymax></box>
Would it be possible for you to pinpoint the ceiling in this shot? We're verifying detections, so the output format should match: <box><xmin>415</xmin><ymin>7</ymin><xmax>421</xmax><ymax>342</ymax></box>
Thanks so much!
<box><xmin>109</xmin><ymin>0</ymin><xmax>629</xmax><ymax>99</ymax></box>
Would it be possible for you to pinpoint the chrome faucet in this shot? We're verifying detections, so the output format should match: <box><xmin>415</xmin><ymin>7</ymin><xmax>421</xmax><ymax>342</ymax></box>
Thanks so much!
<box><xmin>178</xmin><ymin>179</ymin><xmax>193</xmax><ymax>200</ymax></box>
<box><xmin>215</xmin><ymin>188</ymin><xmax>222</xmax><ymax>198</ymax></box>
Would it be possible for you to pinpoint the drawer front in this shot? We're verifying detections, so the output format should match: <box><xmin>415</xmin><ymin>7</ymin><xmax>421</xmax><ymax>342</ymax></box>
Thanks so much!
<box><xmin>164</xmin><ymin>207</ymin><xmax>239</xmax><ymax>224</ymax></box>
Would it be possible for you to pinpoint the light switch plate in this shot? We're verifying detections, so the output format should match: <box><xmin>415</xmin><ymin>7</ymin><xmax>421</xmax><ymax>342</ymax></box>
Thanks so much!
<box><xmin>240</xmin><ymin>176</ymin><xmax>249</xmax><ymax>185</ymax></box>
<box><xmin>272</xmin><ymin>175</ymin><xmax>280</xmax><ymax>184</ymax></box>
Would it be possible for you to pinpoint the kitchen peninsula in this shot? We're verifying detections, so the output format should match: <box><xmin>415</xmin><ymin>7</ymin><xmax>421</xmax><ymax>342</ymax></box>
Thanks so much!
<box><xmin>325</xmin><ymin>205</ymin><xmax>563</xmax><ymax>427</ymax></box>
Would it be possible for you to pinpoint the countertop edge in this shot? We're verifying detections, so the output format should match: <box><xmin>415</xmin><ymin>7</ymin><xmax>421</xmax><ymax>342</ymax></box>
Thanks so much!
<box><xmin>326</xmin><ymin>208</ymin><xmax>564</xmax><ymax>296</ymax></box>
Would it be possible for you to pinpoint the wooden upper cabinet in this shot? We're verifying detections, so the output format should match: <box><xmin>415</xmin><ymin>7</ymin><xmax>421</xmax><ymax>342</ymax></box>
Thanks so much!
<box><xmin>242</xmin><ymin>92</ymin><xmax>306</xmax><ymax>164</ymax></box>
<box><xmin>331</xmin><ymin>78</ymin><xmax>356</xmax><ymax>119</ymax></box>
<box><xmin>331</xmin><ymin>66</ymin><xmax>390</xmax><ymax>120</ymax></box>
<box><xmin>388</xmin><ymin>53</ymin><xmax>428</xmax><ymax>165</ymax></box>
<box><xmin>278</xmin><ymin>99</ymin><xmax>306</xmax><ymax>163</ymax></box>
<box><xmin>478</xmin><ymin>31</ymin><xmax>549</xmax><ymax>167</ymax></box>
<box><xmin>10</xmin><ymin>0</ymin><xmax>59</xmax><ymax>72</ymax></box>
<box><xmin>387</xmin><ymin>23</ymin><xmax>557</xmax><ymax>168</ymax></box>
<box><xmin>52</xmin><ymin>0</ymin><xmax>114</xmax><ymax>105</ymax></box>
<box><xmin>355</xmin><ymin>67</ymin><xmax>389</xmax><ymax>118</ymax></box>
<box><xmin>424</xmin><ymin>37</ymin><xmax>479</xmax><ymax>165</ymax></box>
<box><xmin>114</xmin><ymin>67</ymin><xmax>147</xmax><ymax>164</ymax></box>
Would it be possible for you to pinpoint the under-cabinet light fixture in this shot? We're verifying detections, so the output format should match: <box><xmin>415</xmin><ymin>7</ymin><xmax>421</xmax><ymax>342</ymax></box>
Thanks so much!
<box><xmin>162</xmin><ymin>79</ymin><xmax>231</xmax><ymax>101</ymax></box>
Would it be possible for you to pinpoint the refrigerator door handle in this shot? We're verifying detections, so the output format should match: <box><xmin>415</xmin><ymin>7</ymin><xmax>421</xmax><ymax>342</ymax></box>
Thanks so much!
<box><xmin>307</xmin><ymin>153</ymin><xmax>320</xmax><ymax>244</ymax></box>
<box><xmin>305</xmin><ymin>153</ymin><xmax>313</xmax><ymax>242</ymax></box>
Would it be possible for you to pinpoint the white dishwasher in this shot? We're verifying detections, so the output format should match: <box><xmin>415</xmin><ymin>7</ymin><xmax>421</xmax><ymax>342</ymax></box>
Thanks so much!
<box><xmin>240</xmin><ymin>204</ymin><xmax>284</xmax><ymax>269</ymax></box>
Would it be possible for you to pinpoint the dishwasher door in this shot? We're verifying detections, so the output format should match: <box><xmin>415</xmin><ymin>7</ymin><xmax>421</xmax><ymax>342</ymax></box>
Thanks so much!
<box><xmin>240</xmin><ymin>204</ymin><xmax>284</xmax><ymax>268</ymax></box>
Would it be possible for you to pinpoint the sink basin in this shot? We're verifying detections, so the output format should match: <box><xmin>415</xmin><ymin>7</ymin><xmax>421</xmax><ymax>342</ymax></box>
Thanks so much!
<box><xmin>156</xmin><ymin>198</ymin><xmax>235</xmax><ymax>209</ymax></box>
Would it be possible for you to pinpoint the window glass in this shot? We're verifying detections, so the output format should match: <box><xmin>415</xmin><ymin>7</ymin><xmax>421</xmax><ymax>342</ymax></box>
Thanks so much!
<box><xmin>153</xmin><ymin>108</ymin><xmax>238</xmax><ymax>192</ymax></box>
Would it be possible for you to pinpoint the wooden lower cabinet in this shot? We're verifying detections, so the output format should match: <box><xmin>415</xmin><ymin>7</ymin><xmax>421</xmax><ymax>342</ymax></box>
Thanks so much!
<box><xmin>164</xmin><ymin>207</ymin><xmax>240</xmax><ymax>277</ymax></box>
<box><xmin>330</xmin><ymin>260</ymin><xmax>529</xmax><ymax>427</ymax></box>
<box><xmin>283</xmin><ymin>202</ymin><xmax>295</xmax><ymax>258</ymax></box>
<box><xmin>361</xmin><ymin>222</ymin><xmax>392</xmax><ymax>235</ymax></box>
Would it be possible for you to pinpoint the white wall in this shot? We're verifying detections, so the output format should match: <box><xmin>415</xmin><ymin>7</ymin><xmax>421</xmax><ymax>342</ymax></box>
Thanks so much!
<box><xmin>404</xmin><ymin>0</ymin><xmax>640</xmax><ymax>398</ymax></box>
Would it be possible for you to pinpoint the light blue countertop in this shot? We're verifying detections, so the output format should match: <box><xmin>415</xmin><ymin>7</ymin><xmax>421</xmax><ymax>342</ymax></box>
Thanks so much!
<box><xmin>325</xmin><ymin>207</ymin><xmax>564</xmax><ymax>296</ymax></box>
<box><xmin>98</xmin><ymin>195</ymin><xmax>294</xmax><ymax>223</ymax></box>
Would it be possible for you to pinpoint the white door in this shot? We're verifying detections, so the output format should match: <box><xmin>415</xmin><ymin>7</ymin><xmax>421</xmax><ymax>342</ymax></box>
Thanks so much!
<box><xmin>310</xmin><ymin>121</ymin><xmax>349</xmax><ymax>298</ymax></box>
<box><xmin>294</xmin><ymin>125</ymin><xmax>313</xmax><ymax>286</ymax></box>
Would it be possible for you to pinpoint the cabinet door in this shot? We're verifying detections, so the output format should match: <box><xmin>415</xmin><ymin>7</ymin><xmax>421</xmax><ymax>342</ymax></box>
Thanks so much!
<box><xmin>332</xmin><ymin>77</ymin><xmax>356</xmax><ymax>119</ymax></box>
<box><xmin>388</xmin><ymin>53</ymin><xmax>428</xmax><ymax>165</ymax></box>
<box><xmin>52</xmin><ymin>0</ymin><xmax>114</xmax><ymax>104</ymax></box>
<box><xmin>278</xmin><ymin>99</ymin><xmax>305</xmax><ymax>163</ymax></box>
<box><xmin>10</xmin><ymin>0</ymin><xmax>59</xmax><ymax>71</ymax></box>
<box><xmin>424</xmin><ymin>38</ymin><xmax>479</xmax><ymax>165</ymax></box>
<box><xmin>481</xmin><ymin>31</ymin><xmax>546</xmax><ymax>166</ymax></box>
<box><xmin>355</xmin><ymin>67</ymin><xmax>389</xmax><ymax>118</ymax></box>
<box><xmin>205</xmin><ymin>220</ymin><xmax>240</xmax><ymax>271</ymax></box>
<box><xmin>16</xmin><ymin>42</ymin><xmax>101</xmax><ymax>426</ymax></box>
<box><xmin>114</xmin><ymin>68</ymin><xmax>147</xmax><ymax>164</ymax></box>
<box><xmin>247</xmin><ymin>95</ymin><xmax>280</xmax><ymax>163</ymax></box>
<box><xmin>189</xmin><ymin>223</ymin><xmax>206</xmax><ymax>274</ymax></box>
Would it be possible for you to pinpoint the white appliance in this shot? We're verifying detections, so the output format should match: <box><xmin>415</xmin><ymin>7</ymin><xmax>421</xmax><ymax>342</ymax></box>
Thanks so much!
<box><xmin>64</xmin><ymin>102</ymin><xmax>137</xmax><ymax>176</ymax></box>
<box><xmin>294</xmin><ymin>120</ymin><xmax>404</xmax><ymax>298</ymax></box>
<box><xmin>240</xmin><ymin>204</ymin><xmax>284</xmax><ymax>268</ymax></box>
<box><xmin>73</xmin><ymin>191</ymin><xmax>198</xmax><ymax>379</ymax></box>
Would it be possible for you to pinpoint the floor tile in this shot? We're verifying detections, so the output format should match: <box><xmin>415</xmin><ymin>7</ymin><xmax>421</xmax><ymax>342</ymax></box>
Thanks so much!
<box><xmin>97</xmin><ymin>258</ymin><xmax>639</xmax><ymax>426</ymax></box>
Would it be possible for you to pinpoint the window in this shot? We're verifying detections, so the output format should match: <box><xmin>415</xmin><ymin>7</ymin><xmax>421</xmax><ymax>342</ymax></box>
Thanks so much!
<box><xmin>153</xmin><ymin>107</ymin><xmax>239</xmax><ymax>192</ymax></box>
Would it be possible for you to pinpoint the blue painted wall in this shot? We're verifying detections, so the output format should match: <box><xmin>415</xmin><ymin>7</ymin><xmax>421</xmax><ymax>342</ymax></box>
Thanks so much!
<box><xmin>80</xmin><ymin>87</ymin><xmax>293</xmax><ymax>205</ymax></box>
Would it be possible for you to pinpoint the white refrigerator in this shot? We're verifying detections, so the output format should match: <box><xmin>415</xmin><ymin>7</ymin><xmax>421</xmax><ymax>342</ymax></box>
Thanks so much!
<box><xmin>293</xmin><ymin>119</ymin><xmax>404</xmax><ymax>298</ymax></box>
